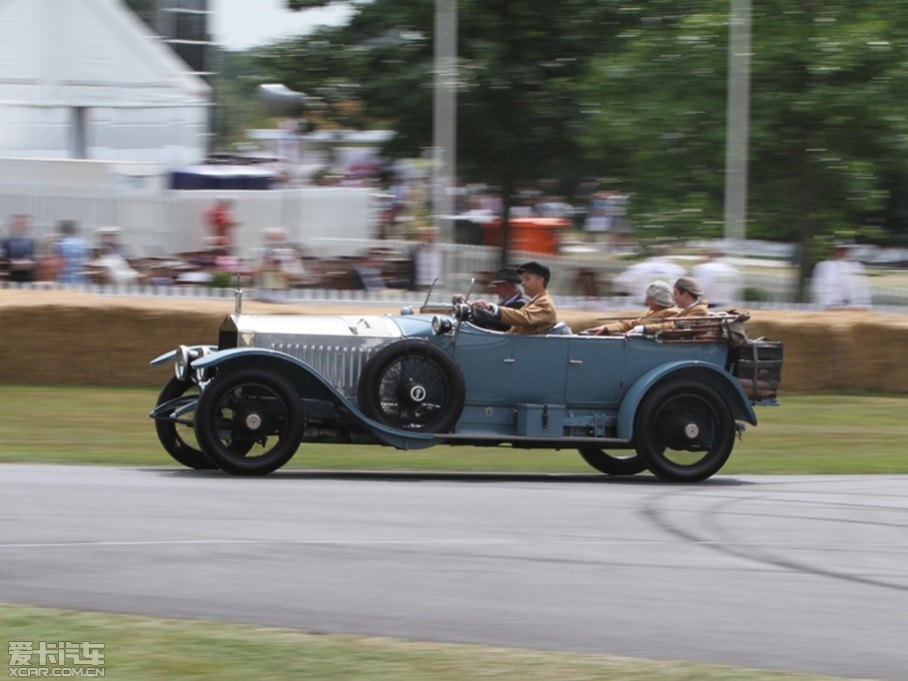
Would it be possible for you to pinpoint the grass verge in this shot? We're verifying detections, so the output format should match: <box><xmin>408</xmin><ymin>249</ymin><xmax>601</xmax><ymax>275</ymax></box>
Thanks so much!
<box><xmin>0</xmin><ymin>603</ymin><xmax>855</xmax><ymax>681</ymax></box>
<box><xmin>0</xmin><ymin>385</ymin><xmax>906</xmax><ymax>474</ymax></box>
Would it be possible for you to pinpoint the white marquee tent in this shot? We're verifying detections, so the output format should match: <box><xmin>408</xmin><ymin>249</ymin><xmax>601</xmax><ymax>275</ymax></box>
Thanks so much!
<box><xmin>0</xmin><ymin>0</ymin><xmax>210</xmax><ymax>165</ymax></box>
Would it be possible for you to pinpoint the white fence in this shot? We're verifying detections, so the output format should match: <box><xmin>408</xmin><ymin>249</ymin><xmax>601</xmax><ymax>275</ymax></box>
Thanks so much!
<box><xmin>0</xmin><ymin>187</ymin><xmax>378</xmax><ymax>257</ymax></box>
<box><xmin>5</xmin><ymin>237</ymin><xmax>906</xmax><ymax>310</ymax></box>
<box><xmin>6</xmin><ymin>278</ymin><xmax>908</xmax><ymax>313</ymax></box>
<box><xmin>0</xmin><ymin>158</ymin><xmax>378</xmax><ymax>257</ymax></box>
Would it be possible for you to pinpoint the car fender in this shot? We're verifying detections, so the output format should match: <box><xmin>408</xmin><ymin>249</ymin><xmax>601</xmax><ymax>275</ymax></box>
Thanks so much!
<box><xmin>617</xmin><ymin>361</ymin><xmax>757</xmax><ymax>440</ymax></box>
<box><xmin>192</xmin><ymin>347</ymin><xmax>435</xmax><ymax>450</ymax></box>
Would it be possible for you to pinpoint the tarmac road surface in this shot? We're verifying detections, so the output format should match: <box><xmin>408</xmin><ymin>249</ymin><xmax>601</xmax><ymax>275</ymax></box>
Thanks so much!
<box><xmin>2</xmin><ymin>464</ymin><xmax>907</xmax><ymax>680</ymax></box>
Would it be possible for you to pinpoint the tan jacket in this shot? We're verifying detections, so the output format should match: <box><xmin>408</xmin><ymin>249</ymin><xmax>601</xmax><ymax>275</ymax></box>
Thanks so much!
<box><xmin>498</xmin><ymin>290</ymin><xmax>558</xmax><ymax>335</ymax></box>
<box><xmin>600</xmin><ymin>306</ymin><xmax>680</xmax><ymax>335</ymax></box>
<box><xmin>642</xmin><ymin>299</ymin><xmax>710</xmax><ymax>334</ymax></box>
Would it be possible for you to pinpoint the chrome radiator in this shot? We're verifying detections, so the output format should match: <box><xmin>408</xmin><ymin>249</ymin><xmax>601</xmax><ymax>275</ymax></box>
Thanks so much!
<box><xmin>221</xmin><ymin>313</ymin><xmax>403</xmax><ymax>399</ymax></box>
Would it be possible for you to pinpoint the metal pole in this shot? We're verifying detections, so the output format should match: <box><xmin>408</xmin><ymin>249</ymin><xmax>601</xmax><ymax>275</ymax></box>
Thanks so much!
<box><xmin>433</xmin><ymin>0</ymin><xmax>457</xmax><ymax>240</ymax></box>
<box><xmin>723</xmin><ymin>0</ymin><xmax>752</xmax><ymax>247</ymax></box>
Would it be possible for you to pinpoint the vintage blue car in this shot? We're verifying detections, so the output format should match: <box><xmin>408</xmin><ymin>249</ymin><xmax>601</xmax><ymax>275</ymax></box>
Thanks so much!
<box><xmin>150</xmin><ymin>289</ymin><xmax>782</xmax><ymax>482</ymax></box>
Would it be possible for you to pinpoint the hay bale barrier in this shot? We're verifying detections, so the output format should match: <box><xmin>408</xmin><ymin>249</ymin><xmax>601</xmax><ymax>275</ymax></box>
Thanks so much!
<box><xmin>0</xmin><ymin>290</ymin><xmax>397</xmax><ymax>388</ymax></box>
<box><xmin>2</xmin><ymin>290</ymin><xmax>907</xmax><ymax>393</ymax></box>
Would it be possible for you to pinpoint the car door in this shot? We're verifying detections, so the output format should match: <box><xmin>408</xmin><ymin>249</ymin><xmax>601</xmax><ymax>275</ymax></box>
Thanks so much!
<box><xmin>453</xmin><ymin>325</ymin><xmax>569</xmax><ymax>405</ymax></box>
<box><xmin>452</xmin><ymin>324</ymin><xmax>516</xmax><ymax>404</ymax></box>
<box><xmin>564</xmin><ymin>335</ymin><xmax>629</xmax><ymax>408</ymax></box>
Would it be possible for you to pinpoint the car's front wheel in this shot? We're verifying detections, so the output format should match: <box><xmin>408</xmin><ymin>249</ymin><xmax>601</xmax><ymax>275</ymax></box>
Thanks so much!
<box><xmin>577</xmin><ymin>447</ymin><xmax>647</xmax><ymax>476</ymax></box>
<box><xmin>634</xmin><ymin>380</ymin><xmax>735</xmax><ymax>482</ymax></box>
<box><xmin>154</xmin><ymin>377</ymin><xmax>216</xmax><ymax>470</ymax></box>
<box><xmin>194</xmin><ymin>369</ymin><xmax>304</xmax><ymax>475</ymax></box>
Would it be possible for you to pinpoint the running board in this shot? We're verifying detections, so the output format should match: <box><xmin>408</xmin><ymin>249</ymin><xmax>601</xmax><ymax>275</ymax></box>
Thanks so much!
<box><xmin>432</xmin><ymin>433</ymin><xmax>632</xmax><ymax>449</ymax></box>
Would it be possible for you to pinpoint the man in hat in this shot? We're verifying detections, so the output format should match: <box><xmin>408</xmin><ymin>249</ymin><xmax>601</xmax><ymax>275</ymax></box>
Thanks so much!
<box><xmin>471</xmin><ymin>267</ymin><xmax>531</xmax><ymax>331</ymax></box>
<box><xmin>584</xmin><ymin>280</ymin><xmax>678</xmax><ymax>336</ymax></box>
<box><xmin>472</xmin><ymin>261</ymin><xmax>557</xmax><ymax>334</ymax></box>
<box><xmin>634</xmin><ymin>276</ymin><xmax>710</xmax><ymax>334</ymax></box>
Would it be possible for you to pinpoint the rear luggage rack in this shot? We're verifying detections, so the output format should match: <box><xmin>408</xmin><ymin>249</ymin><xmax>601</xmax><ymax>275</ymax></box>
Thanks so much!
<box><xmin>730</xmin><ymin>339</ymin><xmax>783</xmax><ymax>403</ymax></box>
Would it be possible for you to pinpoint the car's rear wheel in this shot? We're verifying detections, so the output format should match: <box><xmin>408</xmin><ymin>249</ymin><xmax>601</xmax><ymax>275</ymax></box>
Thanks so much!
<box><xmin>154</xmin><ymin>377</ymin><xmax>216</xmax><ymax>470</ymax></box>
<box><xmin>358</xmin><ymin>340</ymin><xmax>465</xmax><ymax>433</ymax></box>
<box><xmin>194</xmin><ymin>369</ymin><xmax>303</xmax><ymax>475</ymax></box>
<box><xmin>634</xmin><ymin>380</ymin><xmax>735</xmax><ymax>482</ymax></box>
<box><xmin>578</xmin><ymin>447</ymin><xmax>647</xmax><ymax>476</ymax></box>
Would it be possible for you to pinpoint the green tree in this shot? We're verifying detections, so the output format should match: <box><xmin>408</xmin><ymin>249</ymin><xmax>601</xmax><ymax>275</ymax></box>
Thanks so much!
<box><xmin>267</xmin><ymin>0</ymin><xmax>632</xmax><ymax>258</ymax></box>
<box><xmin>578</xmin><ymin>4</ymin><xmax>730</xmax><ymax>240</ymax></box>
<box><xmin>580</xmin><ymin>1</ymin><xmax>908</xmax><ymax>298</ymax></box>
<box><xmin>274</xmin><ymin>0</ymin><xmax>908</xmax><ymax>292</ymax></box>
<box><xmin>749</xmin><ymin>1</ymin><xmax>908</xmax><ymax>297</ymax></box>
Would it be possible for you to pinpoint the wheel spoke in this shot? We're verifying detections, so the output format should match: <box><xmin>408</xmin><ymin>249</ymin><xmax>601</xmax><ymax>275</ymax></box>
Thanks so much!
<box><xmin>358</xmin><ymin>340</ymin><xmax>465</xmax><ymax>434</ymax></box>
<box><xmin>376</xmin><ymin>356</ymin><xmax>448</xmax><ymax>428</ymax></box>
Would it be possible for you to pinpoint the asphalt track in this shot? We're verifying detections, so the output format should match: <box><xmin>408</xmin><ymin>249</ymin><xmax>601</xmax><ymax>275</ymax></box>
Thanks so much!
<box><xmin>2</xmin><ymin>464</ymin><xmax>906</xmax><ymax>680</ymax></box>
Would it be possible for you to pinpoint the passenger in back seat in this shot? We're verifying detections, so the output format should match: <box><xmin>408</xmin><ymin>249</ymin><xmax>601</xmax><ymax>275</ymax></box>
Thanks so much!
<box><xmin>584</xmin><ymin>280</ymin><xmax>678</xmax><ymax>336</ymax></box>
<box><xmin>634</xmin><ymin>276</ymin><xmax>710</xmax><ymax>335</ymax></box>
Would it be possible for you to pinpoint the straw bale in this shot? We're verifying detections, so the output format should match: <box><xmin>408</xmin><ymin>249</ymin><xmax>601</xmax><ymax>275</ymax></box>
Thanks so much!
<box><xmin>2</xmin><ymin>291</ymin><xmax>908</xmax><ymax>393</ymax></box>
<box><xmin>0</xmin><ymin>290</ymin><xmax>397</xmax><ymax>388</ymax></box>
<box><xmin>849</xmin><ymin>317</ymin><xmax>908</xmax><ymax>392</ymax></box>
<box><xmin>744</xmin><ymin>310</ymin><xmax>907</xmax><ymax>392</ymax></box>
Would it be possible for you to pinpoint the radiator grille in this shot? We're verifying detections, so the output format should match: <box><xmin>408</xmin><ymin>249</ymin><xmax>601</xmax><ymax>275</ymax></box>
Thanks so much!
<box><xmin>271</xmin><ymin>341</ymin><xmax>377</xmax><ymax>399</ymax></box>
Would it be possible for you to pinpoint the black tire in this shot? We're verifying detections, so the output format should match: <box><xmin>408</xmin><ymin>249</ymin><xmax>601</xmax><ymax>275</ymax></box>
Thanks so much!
<box><xmin>154</xmin><ymin>377</ymin><xmax>217</xmax><ymax>470</ymax></box>
<box><xmin>358</xmin><ymin>340</ymin><xmax>465</xmax><ymax>433</ymax></box>
<box><xmin>578</xmin><ymin>447</ymin><xmax>647</xmax><ymax>476</ymax></box>
<box><xmin>194</xmin><ymin>369</ymin><xmax>304</xmax><ymax>475</ymax></box>
<box><xmin>634</xmin><ymin>380</ymin><xmax>736</xmax><ymax>482</ymax></box>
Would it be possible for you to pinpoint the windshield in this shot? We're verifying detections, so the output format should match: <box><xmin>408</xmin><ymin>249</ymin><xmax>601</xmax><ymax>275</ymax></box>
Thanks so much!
<box><xmin>418</xmin><ymin>277</ymin><xmax>475</xmax><ymax>312</ymax></box>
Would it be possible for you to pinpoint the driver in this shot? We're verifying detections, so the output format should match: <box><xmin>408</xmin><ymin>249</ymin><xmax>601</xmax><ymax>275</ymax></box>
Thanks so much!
<box><xmin>471</xmin><ymin>267</ymin><xmax>531</xmax><ymax>331</ymax></box>
<box><xmin>472</xmin><ymin>261</ymin><xmax>557</xmax><ymax>334</ymax></box>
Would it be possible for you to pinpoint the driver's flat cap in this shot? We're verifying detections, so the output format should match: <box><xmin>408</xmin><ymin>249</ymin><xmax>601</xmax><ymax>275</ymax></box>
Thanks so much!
<box><xmin>517</xmin><ymin>261</ymin><xmax>550</xmax><ymax>286</ymax></box>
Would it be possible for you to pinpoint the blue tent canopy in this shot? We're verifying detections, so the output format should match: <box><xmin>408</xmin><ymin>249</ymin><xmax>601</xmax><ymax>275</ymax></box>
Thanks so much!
<box><xmin>170</xmin><ymin>165</ymin><xmax>274</xmax><ymax>190</ymax></box>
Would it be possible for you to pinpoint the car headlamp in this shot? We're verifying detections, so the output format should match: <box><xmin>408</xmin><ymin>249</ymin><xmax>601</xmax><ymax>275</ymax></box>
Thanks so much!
<box><xmin>174</xmin><ymin>345</ymin><xmax>212</xmax><ymax>382</ymax></box>
<box><xmin>432</xmin><ymin>315</ymin><xmax>453</xmax><ymax>335</ymax></box>
<box><xmin>174</xmin><ymin>345</ymin><xmax>194</xmax><ymax>381</ymax></box>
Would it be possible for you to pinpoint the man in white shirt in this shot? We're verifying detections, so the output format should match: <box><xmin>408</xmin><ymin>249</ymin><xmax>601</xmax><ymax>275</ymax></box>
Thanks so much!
<box><xmin>692</xmin><ymin>249</ymin><xmax>742</xmax><ymax>308</ymax></box>
<box><xmin>810</xmin><ymin>243</ymin><xmax>872</xmax><ymax>310</ymax></box>
<box><xmin>410</xmin><ymin>226</ymin><xmax>443</xmax><ymax>291</ymax></box>
<box><xmin>613</xmin><ymin>252</ymin><xmax>686</xmax><ymax>299</ymax></box>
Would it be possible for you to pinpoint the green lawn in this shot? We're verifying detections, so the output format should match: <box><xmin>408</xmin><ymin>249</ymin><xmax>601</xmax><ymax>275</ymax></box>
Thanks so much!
<box><xmin>0</xmin><ymin>385</ymin><xmax>906</xmax><ymax>474</ymax></box>
<box><xmin>0</xmin><ymin>604</ymin><xmax>858</xmax><ymax>681</ymax></box>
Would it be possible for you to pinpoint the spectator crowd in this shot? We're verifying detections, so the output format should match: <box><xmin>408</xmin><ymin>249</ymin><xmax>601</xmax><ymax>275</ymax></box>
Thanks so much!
<box><xmin>0</xmin><ymin>203</ymin><xmax>876</xmax><ymax>312</ymax></box>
